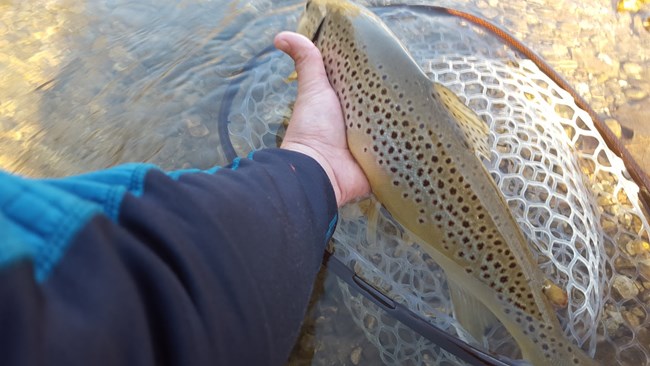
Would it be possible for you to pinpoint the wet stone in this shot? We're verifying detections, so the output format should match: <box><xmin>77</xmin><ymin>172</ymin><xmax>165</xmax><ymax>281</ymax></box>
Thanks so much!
<box><xmin>184</xmin><ymin>117</ymin><xmax>209</xmax><ymax>138</ymax></box>
<box><xmin>624</xmin><ymin>87</ymin><xmax>649</xmax><ymax>101</ymax></box>
<box><xmin>623</xmin><ymin>309</ymin><xmax>643</xmax><ymax>328</ymax></box>
<box><xmin>605</xmin><ymin>118</ymin><xmax>623</xmax><ymax>139</ymax></box>
<box><xmin>349</xmin><ymin>346</ymin><xmax>362</xmax><ymax>365</ymax></box>
<box><xmin>604</xmin><ymin>307</ymin><xmax>625</xmax><ymax>334</ymax></box>
<box><xmin>639</xmin><ymin>258</ymin><xmax>650</xmax><ymax>280</ymax></box>
<box><xmin>617</xmin><ymin>0</ymin><xmax>644</xmax><ymax>12</ymax></box>
<box><xmin>642</xmin><ymin>290</ymin><xmax>650</xmax><ymax>304</ymax></box>
<box><xmin>625</xmin><ymin>239</ymin><xmax>650</xmax><ymax>256</ymax></box>
<box><xmin>613</xmin><ymin>274</ymin><xmax>640</xmax><ymax>300</ymax></box>
<box><xmin>597</xmin><ymin>52</ymin><xmax>616</xmax><ymax>67</ymax></box>
<box><xmin>363</xmin><ymin>314</ymin><xmax>377</xmax><ymax>331</ymax></box>
<box><xmin>623</xmin><ymin>62</ymin><xmax>644</xmax><ymax>77</ymax></box>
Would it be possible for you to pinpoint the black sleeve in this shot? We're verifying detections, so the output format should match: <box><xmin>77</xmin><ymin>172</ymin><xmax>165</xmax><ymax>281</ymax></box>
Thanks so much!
<box><xmin>0</xmin><ymin>148</ymin><xmax>338</xmax><ymax>366</ymax></box>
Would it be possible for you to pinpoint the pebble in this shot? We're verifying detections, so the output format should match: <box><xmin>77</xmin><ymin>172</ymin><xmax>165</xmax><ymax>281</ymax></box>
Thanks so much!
<box><xmin>184</xmin><ymin>117</ymin><xmax>209</xmax><ymax>138</ymax></box>
<box><xmin>613</xmin><ymin>274</ymin><xmax>640</xmax><ymax>300</ymax></box>
<box><xmin>604</xmin><ymin>308</ymin><xmax>625</xmax><ymax>334</ymax></box>
<box><xmin>639</xmin><ymin>258</ymin><xmax>650</xmax><ymax>279</ymax></box>
<box><xmin>597</xmin><ymin>52</ymin><xmax>615</xmax><ymax>66</ymax></box>
<box><xmin>617</xmin><ymin>0</ymin><xmax>643</xmax><ymax>12</ymax></box>
<box><xmin>623</xmin><ymin>309</ymin><xmax>642</xmax><ymax>328</ymax></box>
<box><xmin>623</xmin><ymin>62</ymin><xmax>644</xmax><ymax>77</ymax></box>
<box><xmin>625</xmin><ymin>88</ymin><xmax>649</xmax><ymax>101</ymax></box>
<box><xmin>631</xmin><ymin>306</ymin><xmax>646</xmax><ymax>320</ymax></box>
<box><xmin>625</xmin><ymin>239</ymin><xmax>650</xmax><ymax>256</ymax></box>
<box><xmin>575</xmin><ymin>82</ymin><xmax>590</xmax><ymax>96</ymax></box>
<box><xmin>363</xmin><ymin>314</ymin><xmax>377</xmax><ymax>331</ymax></box>
<box><xmin>642</xmin><ymin>290</ymin><xmax>650</xmax><ymax>303</ymax></box>
<box><xmin>350</xmin><ymin>346</ymin><xmax>362</xmax><ymax>365</ymax></box>
<box><xmin>605</xmin><ymin>118</ymin><xmax>623</xmax><ymax>139</ymax></box>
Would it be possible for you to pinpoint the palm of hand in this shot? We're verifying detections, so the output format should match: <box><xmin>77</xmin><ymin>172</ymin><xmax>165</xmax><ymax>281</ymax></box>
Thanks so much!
<box><xmin>275</xmin><ymin>31</ymin><xmax>370</xmax><ymax>207</ymax></box>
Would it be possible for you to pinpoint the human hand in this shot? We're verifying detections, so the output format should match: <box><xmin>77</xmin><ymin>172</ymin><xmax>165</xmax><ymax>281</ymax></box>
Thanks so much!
<box><xmin>274</xmin><ymin>31</ymin><xmax>370</xmax><ymax>207</ymax></box>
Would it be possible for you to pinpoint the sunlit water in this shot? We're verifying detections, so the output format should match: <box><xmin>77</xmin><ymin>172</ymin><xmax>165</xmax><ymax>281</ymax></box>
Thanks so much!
<box><xmin>1</xmin><ymin>0</ymin><xmax>649</xmax><ymax>364</ymax></box>
<box><xmin>0</xmin><ymin>0</ymin><xmax>304</xmax><ymax>175</ymax></box>
<box><xmin>1</xmin><ymin>0</ymin><xmax>648</xmax><ymax>176</ymax></box>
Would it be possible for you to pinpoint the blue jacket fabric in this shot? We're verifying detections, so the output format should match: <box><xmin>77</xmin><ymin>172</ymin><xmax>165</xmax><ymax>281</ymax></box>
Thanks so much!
<box><xmin>0</xmin><ymin>148</ymin><xmax>338</xmax><ymax>366</ymax></box>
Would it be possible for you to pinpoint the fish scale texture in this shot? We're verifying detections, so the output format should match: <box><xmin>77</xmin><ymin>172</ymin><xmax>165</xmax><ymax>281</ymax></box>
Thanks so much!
<box><xmin>225</xmin><ymin>6</ymin><xmax>650</xmax><ymax>366</ymax></box>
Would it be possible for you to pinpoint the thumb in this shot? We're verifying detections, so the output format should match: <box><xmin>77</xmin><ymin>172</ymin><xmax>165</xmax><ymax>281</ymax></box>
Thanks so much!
<box><xmin>274</xmin><ymin>31</ymin><xmax>330</xmax><ymax>92</ymax></box>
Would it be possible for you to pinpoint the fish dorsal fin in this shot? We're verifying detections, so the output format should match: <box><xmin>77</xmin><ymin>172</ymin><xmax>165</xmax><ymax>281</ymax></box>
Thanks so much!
<box><xmin>433</xmin><ymin>83</ymin><xmax>491</xmax><ymax>159</ymax></box>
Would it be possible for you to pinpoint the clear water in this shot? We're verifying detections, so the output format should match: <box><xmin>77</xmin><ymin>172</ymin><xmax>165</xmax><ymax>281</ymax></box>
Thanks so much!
<box><xmin>1</xmin><ymin>0</ymin><xmax>649</xmax><ymax>365</ymax></box>
<box><xmin>0</xmin><ymin>0</ymin><xmax>648</xmax><ymax>176</ymax></box>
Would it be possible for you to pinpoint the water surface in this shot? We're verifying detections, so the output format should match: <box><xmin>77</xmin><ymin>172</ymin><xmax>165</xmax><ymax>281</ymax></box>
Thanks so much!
<box><xmin>1</xmin><ymin>0</ymin><xmax>649</xmax><ymax>364</ymax></box>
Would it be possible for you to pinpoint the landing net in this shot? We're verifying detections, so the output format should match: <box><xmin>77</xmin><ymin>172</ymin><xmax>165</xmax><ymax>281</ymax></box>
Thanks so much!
<box><xmin>225</xmin><ymin>7</ymin><xmax>650</xmax><ymax>365</ymax></box>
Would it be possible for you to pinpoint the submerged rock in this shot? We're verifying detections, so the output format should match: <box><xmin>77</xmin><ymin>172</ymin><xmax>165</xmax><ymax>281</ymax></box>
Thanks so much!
<box><xmin>613</xmin><ymin>274</ymin><xmax>640</xmax><ymax>300</ymax></box>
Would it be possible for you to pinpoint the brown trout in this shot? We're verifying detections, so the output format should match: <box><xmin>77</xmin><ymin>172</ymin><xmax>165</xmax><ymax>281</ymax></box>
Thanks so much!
<box><xmin>295</xmin><ymin>1</ymin><xmax>598</xmax><ymax>365</ymax></box>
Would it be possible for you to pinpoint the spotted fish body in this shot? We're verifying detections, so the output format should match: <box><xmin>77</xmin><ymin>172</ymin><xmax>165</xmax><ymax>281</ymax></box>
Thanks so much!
<box><xmin>296</xmin><ymin>1</ymin><xmax>597</xmax><ymax>365</ymax></box>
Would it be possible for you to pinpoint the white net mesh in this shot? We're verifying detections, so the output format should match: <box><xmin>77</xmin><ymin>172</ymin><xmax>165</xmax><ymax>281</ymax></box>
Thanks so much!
<box><xmin>225</xmin><ymin>6</ymin><xmax>650</xmax><ymax>366</ymax></box>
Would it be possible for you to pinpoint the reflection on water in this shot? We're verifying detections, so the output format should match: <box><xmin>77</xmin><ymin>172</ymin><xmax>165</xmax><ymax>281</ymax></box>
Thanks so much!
<box><xmin>1</xmin><ymin>0</ymin><xmax>650</xmax><ymax>365</ymax></box>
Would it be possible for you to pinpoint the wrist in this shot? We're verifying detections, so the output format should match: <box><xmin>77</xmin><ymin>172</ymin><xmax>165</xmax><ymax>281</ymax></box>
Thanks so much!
<box><xmin>280</xmin><ymin>142</ymin><xmax>344</xmax><ymax>207</ymax></box>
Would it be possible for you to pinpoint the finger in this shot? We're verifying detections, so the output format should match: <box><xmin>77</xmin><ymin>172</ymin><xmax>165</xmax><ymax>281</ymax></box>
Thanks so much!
<box><xmin>274</xmin><ymin>31</ymin><xmax>330</xmax><ymax>91</ymax></box>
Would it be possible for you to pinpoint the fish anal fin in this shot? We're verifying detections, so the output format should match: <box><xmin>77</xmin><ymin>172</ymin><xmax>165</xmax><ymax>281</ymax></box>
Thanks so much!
<box><xmin>433</xmin><ymin>83</ymin><xmax>491</xmax><ymax>159</ymax></box>
<box><xmin>448</xmin><ymin>279</ymin><xmax>501</xmax><ymax>347</ymax></box>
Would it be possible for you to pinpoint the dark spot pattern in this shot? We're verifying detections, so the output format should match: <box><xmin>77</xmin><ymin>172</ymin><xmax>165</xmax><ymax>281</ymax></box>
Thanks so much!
<box><xmin>310</xmin><ymin>9</ymin><xmax>585</xmax><ymax>364</ymax></box>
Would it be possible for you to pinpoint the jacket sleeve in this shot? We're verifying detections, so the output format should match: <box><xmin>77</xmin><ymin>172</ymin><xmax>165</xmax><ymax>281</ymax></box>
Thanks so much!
<box><xmin>0</xmin><ymin>148</ymin><xmax>338</xmax><ymax>366</ymax></box>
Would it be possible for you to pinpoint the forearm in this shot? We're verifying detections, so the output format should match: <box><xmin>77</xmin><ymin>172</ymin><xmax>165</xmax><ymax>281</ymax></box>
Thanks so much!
<box><xmin>0</xmin><ymin>149</ymin><xmax>337</xmax><ymax>366</ymax></box>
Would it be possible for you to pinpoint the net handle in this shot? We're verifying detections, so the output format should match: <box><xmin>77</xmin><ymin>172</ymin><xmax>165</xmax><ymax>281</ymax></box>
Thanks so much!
<box><xmin>323</xmin><ymin>252</ymin><xmax>514</xmax><ymax>366</ymax></box>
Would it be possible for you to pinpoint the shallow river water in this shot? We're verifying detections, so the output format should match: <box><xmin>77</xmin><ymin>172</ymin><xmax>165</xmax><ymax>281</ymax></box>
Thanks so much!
<box><xmin>1</xmin><ymin>0</ymin><xmax>648</xmax><ymax>176</ymax></box>
<box><xmin>1</xmin><ymin>0</ymin><xmax>649</xmax><ymax>365</ymax></box>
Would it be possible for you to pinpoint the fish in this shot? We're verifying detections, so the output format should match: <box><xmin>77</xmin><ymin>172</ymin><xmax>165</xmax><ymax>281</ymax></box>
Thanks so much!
<box><xmin>295</xmin><ymin>1</ymin><xmax>598</xmax><ymax>365</ymax></box>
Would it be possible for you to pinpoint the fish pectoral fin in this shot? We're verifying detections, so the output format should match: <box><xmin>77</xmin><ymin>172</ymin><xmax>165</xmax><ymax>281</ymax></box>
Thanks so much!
<box><xmin>433</xmin><ymin>83</ymin><xmax>491</xmax><ymax>159</ymax></box>
<box><xmin>358</xmin><ymin>197</ymin><xmax>380</xmax><ymax>245</ymax></box>
<box><xmin>448</xmin><ymin>278</ymin><xmax>501</xmax><ymax>346</ymax></box>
